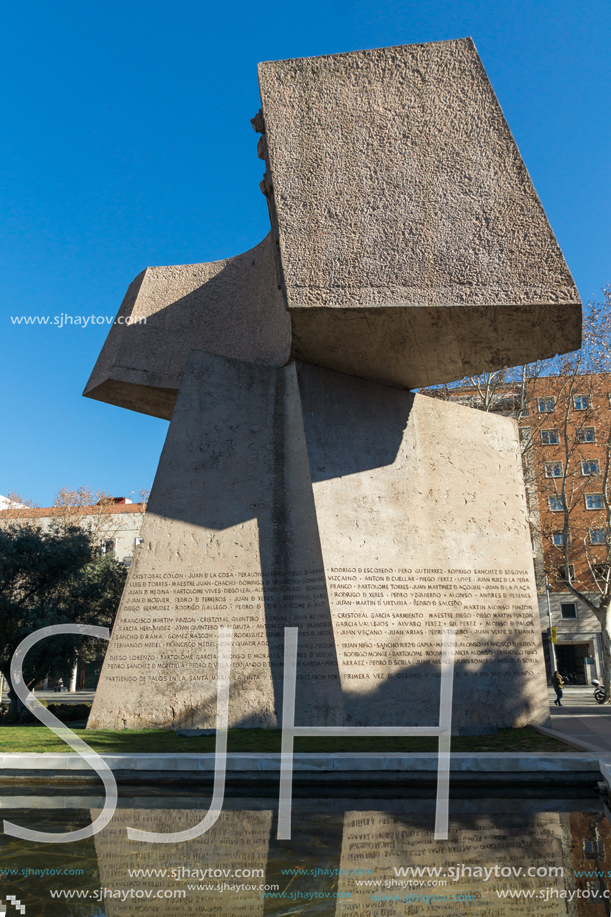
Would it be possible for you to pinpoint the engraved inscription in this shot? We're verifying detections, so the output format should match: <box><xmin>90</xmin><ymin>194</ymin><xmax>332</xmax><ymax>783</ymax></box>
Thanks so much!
<box><xmin>108</xmin><ymin>565</ymin><xmax>538</xmax><ymax>695</ymax></box>
<box><xmin>327</xmin><ymin>566</ymin><xmax>539</xmax><ymax>686</ymax></box>
<box><xmin>106</xmin><ymin>568</ymin><xmax>338</xmax><ymax>690</ymax></box>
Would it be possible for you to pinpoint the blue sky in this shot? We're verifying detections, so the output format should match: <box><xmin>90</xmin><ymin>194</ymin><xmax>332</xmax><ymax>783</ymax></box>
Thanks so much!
<box><xmin>1</xmin><ymin>0</ymin><xmax>609</xmax><ymax>506</ymax></box>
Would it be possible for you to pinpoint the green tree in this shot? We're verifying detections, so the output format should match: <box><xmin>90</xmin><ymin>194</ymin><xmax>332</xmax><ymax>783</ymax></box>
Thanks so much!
<box><xmin>0</xmin><ymin>521</ymin><xmax>126</xmax><ymax>719</ymax></box>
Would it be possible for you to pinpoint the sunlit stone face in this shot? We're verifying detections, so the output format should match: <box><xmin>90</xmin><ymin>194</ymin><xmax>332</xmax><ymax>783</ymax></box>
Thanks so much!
<box><xmin>256</xmin><ymin>39</ymin><xmax>581</xmax><ymax>388</ymax></box>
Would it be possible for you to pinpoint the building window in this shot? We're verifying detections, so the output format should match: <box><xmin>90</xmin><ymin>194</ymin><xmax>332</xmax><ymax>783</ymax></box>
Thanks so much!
<box><xmin>544</xmin><ymin>462</ymin><xmax>563</xmax><ymax>478</ymax></box>
<box><xmin>541</xmin><ymin>429</ymin><xmax>560</xmax><ymax>445</ymax></box>
<box><xmin>585</xmin><ymin>494</ymin><xmax>604</xmax><ymax>510</ymax></box>
<box><xmin>574</xmin><ymin>394</ymin><xmax>591</xmax><ymax>410</ymax></box>
<box><xmin>549</xmin><ymin>495</ymin><xmax>565</xmax><ymax>512</ymax></box>
<box><xmin>538</xmin><ymin>397</ymin><xmax>556</xmax><ymax>413</ymax></box>
<box><xmin>582</xmin><ymin>459</ymin><xmax>600</xmax><ymax>476</ymax></box>
<box><xmin>552</xmin><ymin>532</ymin><xmax>570</xmax><ymax>546</ymax></box>
<box><xmin>593</xmin><ymin>564</ymin><xmax>610</xmax><ymax>580</ymax></box>
<box><xmin>577</xmin><ymin>427</ymin><xmax>596</xmax><ymax>443</ymax></box>
<box><xmin>100</xmin><ymin>539</ymin><xmax>115</xmax><ymax>555</ymax></box>
<box><xmin>556</xmin><ymin>565</ymin><xmax>575</xmax><ymax>583</ymax></box>
<box><xmin>135</xmin><ymin>537</ymin><xmax>144</xmax><ymax>546</ymax></box>
<box><xmin>560</xmin><ymin>602</ymin><xmax>577</xmax><ymax>619</ymax></box>
<box><xmin>590</xmin><ymin>529</ymin><xmax>606</xmax><ymax>544</ymax></box>
<box><xmin>584</xmin><ymin>835</ymin><xmax>604</xmax><ymax>857</ymax></box>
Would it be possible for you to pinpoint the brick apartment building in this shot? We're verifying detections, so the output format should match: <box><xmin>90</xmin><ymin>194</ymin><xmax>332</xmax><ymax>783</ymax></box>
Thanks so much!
<box><xmin>526</xmin><ymin>373</ymin><xmax>611</xmax><ymax>685</ymax></box>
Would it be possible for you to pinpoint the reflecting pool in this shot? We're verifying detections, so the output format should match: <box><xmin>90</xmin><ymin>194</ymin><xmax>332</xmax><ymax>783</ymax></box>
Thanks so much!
<box><xmin>1</xmin><ymin>788</ymin><xmax>610</xmax><ymax>915</ymax></box>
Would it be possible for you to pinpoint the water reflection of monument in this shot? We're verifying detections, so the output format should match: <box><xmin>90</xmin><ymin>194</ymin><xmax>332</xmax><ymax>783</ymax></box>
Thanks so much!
<box><xmin>85</xmin><ymin>39</ymin><xmax>581</xmax><ymax>733</ymax></box>
<box><xmin>92</xmin><ymin>804</ymin><xmax>272</xmax><ymax>916</ymax></box>
<box><xmin>88</xmin><ymin>797</ymin><xmax>583</xmax><ymax>916</ymax></box>
<box><xmin>569</xmin><ymin>810</ymin><xmax>611</xmax><ymax>915</ymax></box>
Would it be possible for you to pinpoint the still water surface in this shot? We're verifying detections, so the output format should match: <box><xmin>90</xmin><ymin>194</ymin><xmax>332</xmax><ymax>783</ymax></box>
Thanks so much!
<box><xmin>0</xmin><ymin>789</ymin><xmax>609</xmax><ymax>915</ymax></box>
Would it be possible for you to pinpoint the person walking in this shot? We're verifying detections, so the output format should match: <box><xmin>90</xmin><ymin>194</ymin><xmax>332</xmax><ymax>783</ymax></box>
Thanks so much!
<box><xmin>552</xmin><ymin>671</ymin><xmax>564</xmax><ymax>706</ymax></box>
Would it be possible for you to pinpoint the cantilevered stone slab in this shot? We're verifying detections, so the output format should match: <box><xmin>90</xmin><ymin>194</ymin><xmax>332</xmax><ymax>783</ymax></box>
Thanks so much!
<box><xmin>83</xmin><ymin>233</ymin><xmax>290</xmax><ymax>420</ymax></box>
<box><xmin>84</xmin><ymin>38</ymin><xmax>580</xmax><ymax>416</ymax></box>
<box><xmin>255</xmin><ymin>38</ymin><xmax>581</xmax><ymax>387</ymax></box>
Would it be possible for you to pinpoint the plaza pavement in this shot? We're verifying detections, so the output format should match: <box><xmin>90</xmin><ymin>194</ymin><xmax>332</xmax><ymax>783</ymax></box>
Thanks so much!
<box><xmin>547</xmin><ymin>685</ymin><xmax>611</xmax><ymax>753</ymax></box>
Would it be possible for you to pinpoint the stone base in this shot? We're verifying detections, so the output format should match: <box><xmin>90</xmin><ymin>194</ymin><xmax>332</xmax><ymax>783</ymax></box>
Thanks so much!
<box><xmin>88</xmin><ymin>352</ymin><xmax>549</xmax><ymax>731</ymax></box>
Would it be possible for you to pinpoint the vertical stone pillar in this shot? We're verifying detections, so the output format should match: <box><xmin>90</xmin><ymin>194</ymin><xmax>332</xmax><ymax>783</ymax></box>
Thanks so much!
<box><xmin>89</xmin><ymin>351</ymin><xmax>344</xmax><ymax>730</ymax></box>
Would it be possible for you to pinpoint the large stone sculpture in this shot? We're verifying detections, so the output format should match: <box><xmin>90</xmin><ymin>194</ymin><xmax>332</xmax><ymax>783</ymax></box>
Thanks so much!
<box><xmin>85</xmin><ymin>39</ymin><xmax>580</xmax><ymax>732</ymax></box>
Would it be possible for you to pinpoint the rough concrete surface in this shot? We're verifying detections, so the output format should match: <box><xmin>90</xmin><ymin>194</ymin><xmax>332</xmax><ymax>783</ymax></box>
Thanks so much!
<box><xmin>90</xmin><ymin>357</ymin><xmax>549</xmax><ymax>731</ymax></box>
<box><xmin>83</xmin><ymin>233</ymin><xmax>290</xmax><ymax>420</ymax></box>
<box><xmin>297</xmin><ymin>363</ymin><xmax>550</xmax><ymax>729</ymax></box>
<box><xmin>89</xmin><ymin>351</ymin><xmax>345</xmax><ymax>730</ymax></box>
<box><xmin>256</xmin><ymin>39</ymin><xmax>580</xmax><ymax>385</ymax></box>
<box><xmin>290</xmin><ymin>302</ymin><xmax>580</xmax><ymax>390</ymax></box>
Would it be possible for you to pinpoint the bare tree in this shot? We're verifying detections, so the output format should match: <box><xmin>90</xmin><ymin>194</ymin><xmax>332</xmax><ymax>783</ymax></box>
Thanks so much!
<box><xmin>544</xmin><ymin>288</ymin><xmax>611</xmax><ymax>699</ymax></box>
<box><xmin>423</xmin><ymin>361</ymin><xmax>550</xmax><ymax>419</ymax></box>
<box><xmin>52</xmin><ymin>486</ymin><xmax>147</xmax><ymax>555</ymax></box>
<box><xmin>421</xmin><ymin>286</ymin><xmax>611</xmax><ymax>696</ymax></box>
<box><xmin>0</xmin><ymin>491</ymin><xmax>38</xmax><ymax>519</ymax></box>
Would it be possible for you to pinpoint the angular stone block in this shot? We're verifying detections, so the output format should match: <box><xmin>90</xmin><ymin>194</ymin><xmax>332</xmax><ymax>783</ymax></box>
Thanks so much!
<box><xmin>83</xmin><ymin>233</ymin><xmax>290</xmax><ymax>420</ymax></box>
<box><xmin>85</xmin><ymin>40</ymin><xmax>572</xmax><ymax>733</ymax></box>
<box><xmin>296</xmin><ymin>363</ymin><xmax>550</xmax><ymax>729</ymax></box>
<box><xmin>255</xmin><ymin>38</ymin><xmax>581</xmax><ymax>387</ymax></box>
<box><xmin>85</xmin><ymin>39</ymin><xmax>581</xmax><ymax>415</ymax></box>
<box><xmin>88</xmin><ymin>350</ymin><xmax>345</xmax><ymax>729</ymax></box>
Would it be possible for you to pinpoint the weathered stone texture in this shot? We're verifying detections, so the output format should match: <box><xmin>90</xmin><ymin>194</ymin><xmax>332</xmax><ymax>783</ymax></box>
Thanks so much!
<box><xmin>90</xmin><ymin>357</ymin><xmax>549</xmax><ymax>731</ymax></box>
<box><xmin>255</xmin><ymin>39</ymin><xmax>581</xmax><ymax>386</ymax></box>
<box><xmin>88</xmin><ymin>351</ymin><xmax>345</xmax><ymax>730</ymax></box>
<box><xmin>289</xmin><ymin>302</ymin><xmax>580</xmax><ymax>390</ymax></box>
<box><xmin>83</xmin><ymin>233</ymin><xmax>290</xmax><ymax>420</ymax></box>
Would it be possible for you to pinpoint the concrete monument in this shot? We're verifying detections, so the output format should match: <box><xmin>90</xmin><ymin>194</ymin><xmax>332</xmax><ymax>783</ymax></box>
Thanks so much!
<box><xmin>85</xmin><ymin>38</ymin><xmax>581</xmax><ymax>732</ymax></box>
